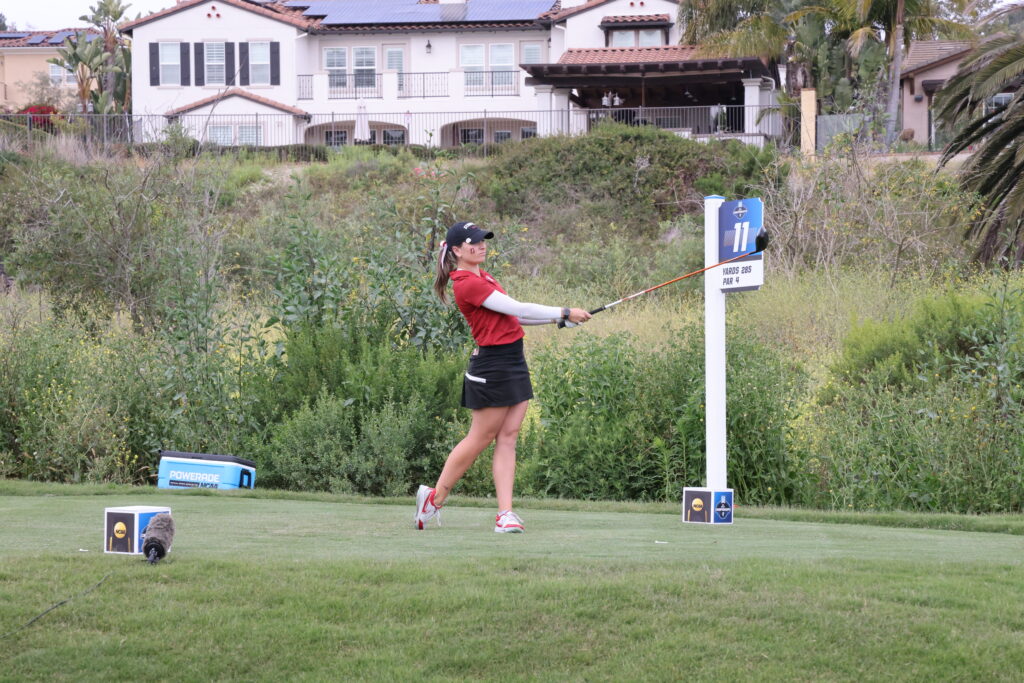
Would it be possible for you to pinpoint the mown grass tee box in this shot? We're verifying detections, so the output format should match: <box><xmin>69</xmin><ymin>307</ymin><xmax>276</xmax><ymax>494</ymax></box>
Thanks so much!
<box><xmin>157</xmin><ymin>451</ymin><xmax>256</xmax><ymax>490</ymax></box>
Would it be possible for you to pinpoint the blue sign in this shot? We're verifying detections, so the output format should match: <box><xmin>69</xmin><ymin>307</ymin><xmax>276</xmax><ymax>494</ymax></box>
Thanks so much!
<box><xmin>713</xmin><ymin>491</ymin><xmax>733</xmax><ymax>524</ymax></box>
<box><xmin>718</xmin><ymin>198</ymin><xmax>764</xmax><ymax>261</ymax></box>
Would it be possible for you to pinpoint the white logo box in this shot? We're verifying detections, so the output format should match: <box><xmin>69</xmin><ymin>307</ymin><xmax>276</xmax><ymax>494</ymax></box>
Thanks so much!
<box><xmin>104</xmin><ymin>506</ymin><xmax>171</xmax><ymax>555</ymax></box>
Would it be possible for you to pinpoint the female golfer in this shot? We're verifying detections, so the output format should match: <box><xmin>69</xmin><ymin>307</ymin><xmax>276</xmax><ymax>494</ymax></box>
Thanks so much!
<box><xmin>415</xmin><ymin>221</ymin><xmax>591</xmax><ymax>533</ymax></box>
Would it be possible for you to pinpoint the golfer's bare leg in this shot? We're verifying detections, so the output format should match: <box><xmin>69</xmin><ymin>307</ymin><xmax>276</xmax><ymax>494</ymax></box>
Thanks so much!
<box><xmin>433</xmin><ymin>406</ymin><xmax>508</xmax><ymax>506</ymax></box>
<box><xmin>493</xmin><ymin>400</ymin><xmax>528</xmax><ymax>512</ymax></box>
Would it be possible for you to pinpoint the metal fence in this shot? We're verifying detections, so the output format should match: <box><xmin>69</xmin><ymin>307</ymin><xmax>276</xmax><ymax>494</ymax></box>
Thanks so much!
<box><xmin>0</xmin><ymin>105</ymin><xmax>792</xmax><ymax>155</ymax></box>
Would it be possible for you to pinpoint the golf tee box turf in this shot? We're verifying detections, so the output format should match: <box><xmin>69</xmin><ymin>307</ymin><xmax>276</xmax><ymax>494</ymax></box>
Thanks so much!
<box><xmin>104</xmin><ymin>505</ymin><xmax>171</xmax><ymax>554</ymax></box>
<box><xmin>157</xmin><ymin>450</ymin><xmax>256</xmax><ymax>490</ymax></box>
<box><xmin>682</xmin><ymin>488</ymin><xmax>733</xmax><ymax>524</ymax></box>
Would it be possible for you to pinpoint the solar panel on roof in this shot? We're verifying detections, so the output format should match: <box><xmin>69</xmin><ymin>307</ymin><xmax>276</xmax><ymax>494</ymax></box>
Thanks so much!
<box><xmin>26</xmin><ymin>34</ymin><xmax>47</xmax><ymax>44</ymax></box>
<box><xmin>0</xmin><ymin>33</ymin><xmax>31</xmax><ymax>39</ymax></box>
<box><xmin>49</xmin><ymin>31</ymin><xmax>74</xmax><ymax>44</ymax></box>
<box><xmin>286</xmin><ymin>0</ymin><xmax>552</xmax><ymax>24</ymax></box>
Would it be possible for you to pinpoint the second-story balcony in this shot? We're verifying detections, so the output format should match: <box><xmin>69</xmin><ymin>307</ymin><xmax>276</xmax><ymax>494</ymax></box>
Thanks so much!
<box><xmin>296</xmin><ymin>70</ymin><xmax>525</xmax><ymax>102</ymax></box>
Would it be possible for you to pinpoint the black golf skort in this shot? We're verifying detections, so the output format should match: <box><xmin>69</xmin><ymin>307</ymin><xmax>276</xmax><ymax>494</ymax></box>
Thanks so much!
<box><xmin>461</xmin><ymin>339</ymin><xmax>534</xmax><ymax>409</ymax></box>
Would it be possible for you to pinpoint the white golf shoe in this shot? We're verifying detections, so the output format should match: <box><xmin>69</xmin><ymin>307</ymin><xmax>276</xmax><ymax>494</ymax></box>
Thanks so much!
<box><xmin>494</xmin><ymin>510</ymin><xmax>525</xmax><ymax>533</ymax></box>
<box><xmin>414</xmin><ymin>485</ymin><xmax>442</xmax><ymax>530</ymax></box>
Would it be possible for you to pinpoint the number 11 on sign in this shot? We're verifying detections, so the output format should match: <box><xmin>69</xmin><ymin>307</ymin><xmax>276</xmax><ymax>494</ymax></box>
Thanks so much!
<box><xmin>732</xmin><ymin>222</ymin><xmax>750</xmax><ymax>253</ymax></box>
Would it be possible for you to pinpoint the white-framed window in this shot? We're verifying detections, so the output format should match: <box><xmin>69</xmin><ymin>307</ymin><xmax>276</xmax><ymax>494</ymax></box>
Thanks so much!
<box><xmin>238</xmin><ymin>124</ymin><xmax>262</xmax><ymax>146</ymax></box>
<box><xmin>325</xmin><ymin>47</ymin><xmax>347</xmax><ymax>88</ymax></box>
<box><xmin>461</xmin><ymin>44</ymin><xmax>485</xmax><ymax>87</ymax></box>
<box><xmin>638</xmin><ymin>29</ymin><xmax>663</xmax><ymax>47</ymax></box>
<box><xmin>385</xmin><ymin>46</ymin><xmax>405</xmax><ymax>91</ymax></box>
<box><xmin>495</xmin><ymin>130</ymin><xmax>512</xmax><ymax>143</ymax></box>
<box><xmin>521</xmin><ymin>126</ymin><xmax>537</xmax><ymax>139</ymax></box>
<box><xmin>49</xmin><ymin>63</ymin><xmax>76</xmax><ymax>86</ymax></box>
<box><xmin>205</xmin><ymin>42</ymin><xmax>226</xmax><ymax>85</ymax></box>
<box><xmin>610</xmin><ymin>30</ymin><xmax>634</xmax><ymax>47</ymax></box>
<box><xmin>609</xmin><ymin>28</ymin><xmax>666</xmax><ymax>48</ymax></box>
<box><xmin>490</xmin><ymin>43</ymin><xmax>514</xmax><ymax>86</ymax></box>
<box><xmin>207</xmin><ymin>124</ymin><xmax>233</xmax><ymax>145</ymax></box>
<box><xmin>325</xmin><ymin>129</ymin><xmax>347</xmax><ymax>147</ymax></box>
<box><xmin>354</xmin><ymin>46</ymin><xmax>376</xmax><ymax>88</ymax></box>
<box><xmin>382</xmin><ymin>129</ymin><xmax>406</xmax><ymax>145</ymax></box>
<box><xmin>249</xmin><ymin>41</ymin><xmax>271</xmax><ymax>85</ymax></box>
<box><xmin>460</xmin><ymin>128</ymin><xmax>484</xmax><ymax>145</ymax></box>
<box><xmin>159</xmin><ymin>42</ymin><xmax>181</xmax><ymax>85</ymax></box>
<box><xmin>984</xmin><ymin>92</ymin><xmax>1013</xmax><ymax>115</ymax></box>
<box><xmin>521</xmin><ymin>42</ymin><xmax>543</xmax><ymax>65</ymax></box>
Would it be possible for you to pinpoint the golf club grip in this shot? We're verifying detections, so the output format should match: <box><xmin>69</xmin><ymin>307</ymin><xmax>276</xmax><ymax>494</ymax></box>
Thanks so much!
<box><xmin>589</xmin><ymin>305</ymin><xmax>606</xmax><ymax>315</ymax></box>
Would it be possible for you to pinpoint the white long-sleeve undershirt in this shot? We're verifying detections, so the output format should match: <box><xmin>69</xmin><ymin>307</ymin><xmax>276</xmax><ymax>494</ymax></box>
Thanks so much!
<box><xmin>481</xmin><ymin>291</ymin><xmax>563</xmax><ymax>326</ymax></box>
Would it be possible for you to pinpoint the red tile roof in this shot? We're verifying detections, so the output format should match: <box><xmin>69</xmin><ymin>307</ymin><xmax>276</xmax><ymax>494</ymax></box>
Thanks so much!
<box><xmin>600</xmin><ymin>14</ymin><xmax>671</xmax><ymax>24</ymax></box>
<box><xmin>313</xmin><ymin>21</ymin><xmax>539</xmax><ymax>32</ymax></box>
<box><xmin>120</xmin><ymin>0</ymin><xmax>314</xmax><ymax>32</ymax></box>
<box><xmin>901</xmin><ymin>40</ymin><xmax>973</xmax><ymax>76</ymax></box>
<box><xmin>0</xmin><ymin>28</ymin><xmax>100</xmax><ymax>48</ymax></box>
<box><xmin>544</xmin><ymin>0</ymin><xmax>677</xmax><ymax>23</ymax></box>
<box><xmin>165</xmin><ymin>88</ymin><xmax>310</xmax><ymax>117</ymax></box>
<box><xmin>559</xmin><ymin>45</ymin><xmax>700</xmax><ymax>64</ymax></box>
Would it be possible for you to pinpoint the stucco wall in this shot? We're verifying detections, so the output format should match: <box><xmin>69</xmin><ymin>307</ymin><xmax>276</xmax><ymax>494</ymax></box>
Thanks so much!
<box><xmin>130</xmin><ymin>1</ymin><xmax>301</xmax><ymax>116</ymax></box>
<box><xmin>1</xmin><ymin>48</ymin><xmax>71</xmax><ymax>109</ymax></box>
<box><xmin>562</xmin><ymin>0</ymin><xmax>681</xmax><ymax>49</ymax></box>
<box><xmin>901</xmin><ymin>58</ymin><xmax>962</xmax><ymax>145</ymax></box>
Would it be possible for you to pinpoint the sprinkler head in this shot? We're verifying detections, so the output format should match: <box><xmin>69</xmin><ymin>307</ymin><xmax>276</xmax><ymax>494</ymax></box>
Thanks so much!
<box><xmin>755</xmin><ymin>230</ymin><xmax>770</xmax><ymax>253</ymax></box>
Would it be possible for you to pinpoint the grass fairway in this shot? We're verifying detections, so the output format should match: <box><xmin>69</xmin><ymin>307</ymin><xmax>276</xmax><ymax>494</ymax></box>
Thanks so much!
<box><xmin>1</xmin><ymin>485</ymin><xmax>1023</xmax><ymax>681</ymax></box>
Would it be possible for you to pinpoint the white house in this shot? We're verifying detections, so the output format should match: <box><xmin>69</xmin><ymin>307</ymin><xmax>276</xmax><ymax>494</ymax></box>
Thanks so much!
<box><xmin>121</xmin><ymin>0</ymin><xmax>781</xmax><ymax>147</ymax></box>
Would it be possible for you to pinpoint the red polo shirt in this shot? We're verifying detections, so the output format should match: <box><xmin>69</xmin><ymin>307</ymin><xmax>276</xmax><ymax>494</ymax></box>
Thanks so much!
<box><xmin>450</xmin><ymin>269</ymin><xmax>524</xmax><ymax>346</ymax></box>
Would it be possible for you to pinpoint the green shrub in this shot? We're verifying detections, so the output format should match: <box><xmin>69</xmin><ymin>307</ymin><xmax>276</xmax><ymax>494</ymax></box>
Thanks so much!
<box><xmin>797</xmin><ymin>282</ymin><xmax>1024</xmax><ymax>512</ymax></box>
<box><xmin>0</xmin><ymin>311</ymin><xmax>160</xmax><ymax>483</ymax></box>
<box><xmin>517</xmin><ymin>327</ymin><xmax>806</xmax><ymax>503</ymax></box>
<box><xmin>794</xmin><ymin>381</ymin><xmax>1024</xmax><ymax>512</ymax></box>
<box><xmin>264</xmin><ymin>389</ymin><xmax>358</xmax><ymax>492</ymax></box>
<box><xmin>485</xmin><ymin>124</ymin><xmax>776</xmax><ymax>237</ymax></box>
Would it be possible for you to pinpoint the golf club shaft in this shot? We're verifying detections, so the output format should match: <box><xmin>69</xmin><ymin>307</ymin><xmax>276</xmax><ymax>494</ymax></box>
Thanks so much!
<box><xmin>589</xmin><ymin>248</ymin><xmax>758</xmax><ymax>315</ymax></box>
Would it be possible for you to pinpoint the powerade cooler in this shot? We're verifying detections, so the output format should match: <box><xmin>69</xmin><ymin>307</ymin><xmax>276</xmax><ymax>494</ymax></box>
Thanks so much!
<box><xmin>157</xmin><ymin>450</ymin><xmax>256</xmax><ymax>490</ymax></box>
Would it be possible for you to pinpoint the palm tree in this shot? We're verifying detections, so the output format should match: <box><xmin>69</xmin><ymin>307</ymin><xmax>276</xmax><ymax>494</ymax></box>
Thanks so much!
<box><xmin>935</xmin><ymin>10</ymin><xmax>1024</xmax><ymax>264</ymax></box>
<box><xmin>51</xmin><ymin>34</ymin><xmax>112</xmax><ymax>114</ymax></box>
<box><xmin>79</xmin><ymin>0</ymin><xmax>133</xmax><ymax>113</ymax></box>
<box><xmin>789</xmin><ymin>0</ymin><xmax>972</xmax><ymax>142</ymax></box>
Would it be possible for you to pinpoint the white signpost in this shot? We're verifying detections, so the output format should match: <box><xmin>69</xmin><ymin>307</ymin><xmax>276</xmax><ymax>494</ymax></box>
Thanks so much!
<box><xmin>683</xmin><ymin>195</ymin><xmax>765</xmax><ymax>525</ymax></box>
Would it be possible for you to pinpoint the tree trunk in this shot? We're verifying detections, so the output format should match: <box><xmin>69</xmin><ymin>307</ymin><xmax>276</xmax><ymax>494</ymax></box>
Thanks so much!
<box><xmin>885</xmin><ymin>0</ymin><xmax>906</xmax><ymax>146</ymax></box>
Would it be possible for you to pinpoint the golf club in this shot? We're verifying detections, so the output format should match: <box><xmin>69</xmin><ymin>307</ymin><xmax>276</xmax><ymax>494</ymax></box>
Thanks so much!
<box><xmin>560</xmin><ymin>230</ymin><xmax>769</xmax><ymax>328</ymax></box>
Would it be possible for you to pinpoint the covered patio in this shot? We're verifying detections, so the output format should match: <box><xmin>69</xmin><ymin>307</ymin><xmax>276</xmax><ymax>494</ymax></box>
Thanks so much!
<box><xmin>523</xmin><ymin>46</ymin><xmax>782</xmax><ymax>143</ymax></box>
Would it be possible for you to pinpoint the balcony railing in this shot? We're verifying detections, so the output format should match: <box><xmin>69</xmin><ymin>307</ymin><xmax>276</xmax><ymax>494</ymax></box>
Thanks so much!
<box><xmin>398</xmin><ymin>72</ymin><xmax>450</xmax><ymax>99</ymax></box>
<box><xmin>0</xmin><ymin>106</ymin><xmax>790</xmax><ymax>155</ymax></box>
<box><xmin>328</xmin><ymin>72</ymin><xmax>382</xmax><ymax>99</ymax></box>
<box><xmin>296</xmin><ymin>71</ymin><xmax>526</xmax><ymax>100</ymax></box>
<box><xmin>464</xmin><ymin>71</ymin><xmax>520</xmax><ymax>97</ymax></box>
<box><xmin>297</xmin><ymin>74</ymin><xmax>313</xmax><ymax>101</ymax></box>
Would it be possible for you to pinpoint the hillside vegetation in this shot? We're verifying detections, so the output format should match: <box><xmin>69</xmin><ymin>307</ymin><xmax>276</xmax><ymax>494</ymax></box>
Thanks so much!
<box><xmin>0</xmin><ymin>125</ymin><xmax>1021</xmax><ymax>513</ymax></box>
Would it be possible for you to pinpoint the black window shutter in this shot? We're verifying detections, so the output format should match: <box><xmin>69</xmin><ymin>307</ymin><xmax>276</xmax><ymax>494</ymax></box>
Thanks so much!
<box><xmin>149</xmin><ymin>43</ymin><xmax>159</xmax><ymax>85</ymax></box>
<box><xmin>180</xmin><ymin>42</ymin><xmax>191</xmax><ymax>86</ymax></box>
<box><xmin>225</xmin><ymin>42</ymin><xmax>235</xmax><ymax>85</ymax></box>
<box><xmin>239</xmin><ymin>42</ymin><xmax>250</xmax><ymax>86</ymax></box>
<box><xmin>270</xmin><ymin>42</ymin><xmax>280</xmax><ymax>86</ymax></box>
<box><xmin>194</xmin><ymin>43</ymin><xmax>205</xmax><ymax>87</ymax></box>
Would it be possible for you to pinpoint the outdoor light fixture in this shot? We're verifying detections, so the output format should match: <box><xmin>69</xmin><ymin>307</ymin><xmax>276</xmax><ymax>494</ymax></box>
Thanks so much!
<box><xmin>426</xmin><ymin>40</ymin><xmax>432</xmax><ymax>54</ymax></box>
<box><xmin>602</xmin><ymin>91</ymin><xmax>622</xmax><ymax>106</ymax></box>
